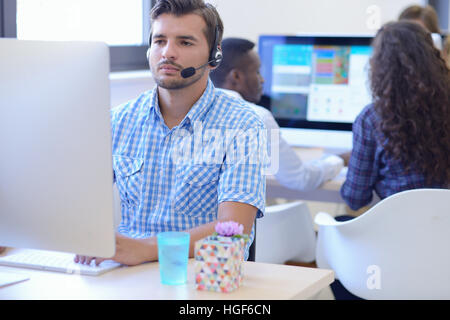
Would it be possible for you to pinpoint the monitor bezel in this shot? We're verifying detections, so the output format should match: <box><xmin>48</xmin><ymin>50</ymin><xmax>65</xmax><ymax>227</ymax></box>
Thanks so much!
<box><xmin>258</xmin><ymin>34</ymin><xmax>374</xmax><ymax>132</ymax></box>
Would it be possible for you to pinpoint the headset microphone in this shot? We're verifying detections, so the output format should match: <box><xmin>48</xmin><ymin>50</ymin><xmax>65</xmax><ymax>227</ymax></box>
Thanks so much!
<box><xmin>180</xmin><ymin>59</ymin><xmax>217</xmax><ymax>78</ymax></box>
<box><xmin>180</xmin><ymin>67</ymin><xmax>197</xmax><ymax>79</ymax></box>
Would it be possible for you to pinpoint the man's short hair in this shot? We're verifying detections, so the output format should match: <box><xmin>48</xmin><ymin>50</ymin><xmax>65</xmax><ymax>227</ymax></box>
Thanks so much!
<box><xmin>210</xmin><ymin>38</ymin><xmax>255</xmax><ymax>87</ymax></box>
<box><xmin>150</xmin><ymin>0</ymin><xmax>224</xmax><ymax>53</ymax></box>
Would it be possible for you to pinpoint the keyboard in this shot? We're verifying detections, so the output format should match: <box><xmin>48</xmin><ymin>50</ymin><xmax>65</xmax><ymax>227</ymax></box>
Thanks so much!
<box><xmin>0</xmin><ymin>250</ymin><xmax>121</xmax><ymax>276</ymax></box>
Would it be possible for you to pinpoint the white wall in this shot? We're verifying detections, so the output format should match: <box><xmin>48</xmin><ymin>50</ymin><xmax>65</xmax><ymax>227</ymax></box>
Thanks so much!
<box><xmin>110</xmin><ymin>70</ymin><xmax>154</xmax><ymax>107</ymax></box>
<box><xmin>210</xmin><ymin>0</ymin><xmax>426</xmax><ymax>44</ymax></box>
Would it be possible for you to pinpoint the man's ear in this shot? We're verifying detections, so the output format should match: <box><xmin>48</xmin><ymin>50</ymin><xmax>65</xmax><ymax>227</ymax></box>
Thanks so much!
<box><xmin>225</xmin><ymin>68</ymin><xmax>243</xmax><ymax>87</ymax></box>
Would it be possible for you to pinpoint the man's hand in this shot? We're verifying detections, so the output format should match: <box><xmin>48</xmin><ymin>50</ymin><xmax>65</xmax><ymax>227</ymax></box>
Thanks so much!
<box><xmin>74</xmin><ymin>233</ymin><xmax>157</xmax><ymax>266</ymax></box>
<box><xmin>0</xmin><ymin>247</ymin><xmax>6</xmax><ymax>254</ymax></box>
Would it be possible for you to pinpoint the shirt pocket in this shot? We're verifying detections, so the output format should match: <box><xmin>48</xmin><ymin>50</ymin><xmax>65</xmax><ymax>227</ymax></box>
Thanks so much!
<box><xmin>174</xmin><ymin>165</ymin><xmax>220</xmax><ymax>217</ymax></box>
<box><xmin>113</xmin><ymin>156</ymin><xmax>144</xmax><ymax>208</ymax></box>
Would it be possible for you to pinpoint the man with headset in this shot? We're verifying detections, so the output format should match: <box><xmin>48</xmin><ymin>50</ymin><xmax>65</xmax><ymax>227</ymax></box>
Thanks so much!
<box><xmin>75</xmin><ymin>0</ymin><xmax>266</xmax><ymax>266</ymax></box>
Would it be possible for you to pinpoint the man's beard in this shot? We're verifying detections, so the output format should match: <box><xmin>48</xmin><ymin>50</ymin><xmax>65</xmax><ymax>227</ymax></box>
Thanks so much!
<box><xmin>152</xmin><ymin>62</ymin><xmax>207</xmax><ymax>90</ymax></box>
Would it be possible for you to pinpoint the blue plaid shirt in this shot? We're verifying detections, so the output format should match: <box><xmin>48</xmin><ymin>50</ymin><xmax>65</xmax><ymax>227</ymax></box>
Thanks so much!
<box><xmin>341</xmin><ymin>104</ymin><xmax>446</xmax><ymax>210</ymax></box>
<box><xmin>111</xmin><ymin>79</ymin><xmax>266</xmax><ymax>256</ymax></box>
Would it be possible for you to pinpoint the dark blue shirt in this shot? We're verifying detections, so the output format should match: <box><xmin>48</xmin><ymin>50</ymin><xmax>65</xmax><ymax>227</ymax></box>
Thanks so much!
<box><xmin>341</xmin><ymin>104</ymin><xmax>446</xmax><ymax>210</ymax></box>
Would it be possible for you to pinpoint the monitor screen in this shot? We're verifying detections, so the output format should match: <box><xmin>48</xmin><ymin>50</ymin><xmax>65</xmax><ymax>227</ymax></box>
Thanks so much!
<box><xmin>258</xmin><ymin>35</ymin><xmax>373</xmax><ymax>131</ymax></box>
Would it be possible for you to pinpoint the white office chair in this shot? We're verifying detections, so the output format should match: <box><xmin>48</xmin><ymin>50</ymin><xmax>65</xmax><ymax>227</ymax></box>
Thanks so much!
<box><xmin>255</xmin><ymin>201</ymin><xmax>316</xmax><ymax>264</ymax></box>
<box><xmin>315</xmin><ymin>188</ymin><xmax>450</xmax><ymax>299</ymax></box>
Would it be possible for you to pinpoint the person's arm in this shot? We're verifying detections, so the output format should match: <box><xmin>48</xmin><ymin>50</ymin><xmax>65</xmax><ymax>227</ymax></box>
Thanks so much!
<box><xmin>185</xmin><ymin>201</ymin><xmax>257</xmax><ymax>257</ymax></box>
<box><xmin>0</xmin><ymin>247</ymin><xmax>6</xmax><ymax>254</ymax></box>
<box><xmin>75</xmin><ymin>203</ymin><xmax>257</xmax><ymax>266</ymax></box>
<box><xmin>183</xmin><ymin>120</ymin><xmax>262</xmax><ymax>259</ymax></box>
<box><xmin>263</xmin><ymin>110</ymin><xmax>343</xmax><ymax>191</ymax></box>
<box><xmin>340</xmin><ymin>108</ymin><xmax>378</xmax><ymax>210</ymax></box>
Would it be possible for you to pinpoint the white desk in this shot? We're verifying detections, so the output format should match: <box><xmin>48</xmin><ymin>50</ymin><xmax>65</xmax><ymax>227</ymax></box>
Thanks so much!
<box><xmin>0</xmin><ymin>252</ymin><xmax>334</xmax><ymax>300</ymax></box>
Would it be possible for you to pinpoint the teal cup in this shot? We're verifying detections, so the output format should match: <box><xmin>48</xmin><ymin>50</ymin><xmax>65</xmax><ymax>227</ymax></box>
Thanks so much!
<box><xmin>157</xmin><ymin>231</ymin><xmax>190</xmax><ymax>285</ymax></box>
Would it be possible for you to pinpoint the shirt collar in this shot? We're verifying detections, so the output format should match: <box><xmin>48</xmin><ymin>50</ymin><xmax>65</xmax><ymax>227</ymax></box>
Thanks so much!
<box><xmin>149</xmin><ymin>79</ymin><xmax>216</xmax><ymax>127</ymax></box>
<box><xmin>184</xmin><ymin>78</ymin><xmax>216</xmax><ymax>123</ymax></box>
<box><xmin>216</xmin><ymin>88</ymin><xmax>244</xmax><ymax>100</ymax></box>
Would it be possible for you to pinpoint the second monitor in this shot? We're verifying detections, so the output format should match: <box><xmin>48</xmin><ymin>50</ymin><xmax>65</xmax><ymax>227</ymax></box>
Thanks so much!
<box><xmin>258</xmin><ymin>34</ymin><xmax>373</xmax><ymax>150</ymax></box>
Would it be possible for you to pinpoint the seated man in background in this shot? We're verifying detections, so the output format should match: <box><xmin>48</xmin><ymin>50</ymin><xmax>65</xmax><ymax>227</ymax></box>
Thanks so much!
<box><xmin>210</xmin><ymin>37</ymin><xmax>344</xmax><ymax>191</ymax></box>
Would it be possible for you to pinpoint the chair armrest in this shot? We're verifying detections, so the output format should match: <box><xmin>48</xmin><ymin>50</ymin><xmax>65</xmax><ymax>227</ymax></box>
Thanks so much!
<box><xmin>314</xmin><ymin>212</ymin><xmax>344</xmax><ymax>227</ymax></box>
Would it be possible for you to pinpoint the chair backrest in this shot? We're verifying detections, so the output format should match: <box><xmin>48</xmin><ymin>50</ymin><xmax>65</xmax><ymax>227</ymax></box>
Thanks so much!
<box><xmin>255</xmin><ymin>201</ymin><xmax>316</xmax><ymax>264</ymax></box>
<box><xmin>315</xmin><ymin>188</ymin><xmax>450</xmax><ymax>299</ymax></box>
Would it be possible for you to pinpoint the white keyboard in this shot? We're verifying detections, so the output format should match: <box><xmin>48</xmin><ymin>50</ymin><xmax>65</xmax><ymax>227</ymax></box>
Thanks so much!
<box><xmin>0</xmin><ymin>250</ymin><xmax>121</xmax><ymax>276</ymax></box>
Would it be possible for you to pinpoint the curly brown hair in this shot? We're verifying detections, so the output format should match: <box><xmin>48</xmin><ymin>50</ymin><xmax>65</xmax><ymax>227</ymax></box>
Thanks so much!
<box><xmin>370</xmin><ymin>21</ymin><xmax>450</xmax><ymax>185</ymax></box>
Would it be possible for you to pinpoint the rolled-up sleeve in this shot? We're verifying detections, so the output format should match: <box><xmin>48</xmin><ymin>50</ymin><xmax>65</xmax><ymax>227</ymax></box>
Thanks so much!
<box><xmin>218</xmin><ymin>125</ymin><xmax>267</xmax><ymax>218</ymax></box>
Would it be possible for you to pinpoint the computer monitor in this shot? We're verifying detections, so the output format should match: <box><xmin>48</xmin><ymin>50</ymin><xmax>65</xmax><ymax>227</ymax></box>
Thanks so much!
<box><xmin>258</xmin><ymin>34</ymin><xmax>373</xmax><ymax>150</ymax></box>
<box><xmin>0</xmin><ymin>39</ymin><xmax>116</xmax><ymax>258</ymax></box>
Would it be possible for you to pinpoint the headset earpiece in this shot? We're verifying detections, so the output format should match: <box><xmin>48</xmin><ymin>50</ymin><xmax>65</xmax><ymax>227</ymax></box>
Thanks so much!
<box><xmin>209</xmin><ymin>50</ymin><xmax>222</xmax><ymax>67</ymax></box>
<box><xmin>208</xmin><ymin>25</ymin><xmax>222</xmax><ymax>67</ymax></box>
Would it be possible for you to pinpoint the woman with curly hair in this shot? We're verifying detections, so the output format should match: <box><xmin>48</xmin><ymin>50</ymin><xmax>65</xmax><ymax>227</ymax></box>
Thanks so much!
<box><xmin>341</xmin><ymin>21</ymin><xmax>450</xmax><ymax>211</ymax></box>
